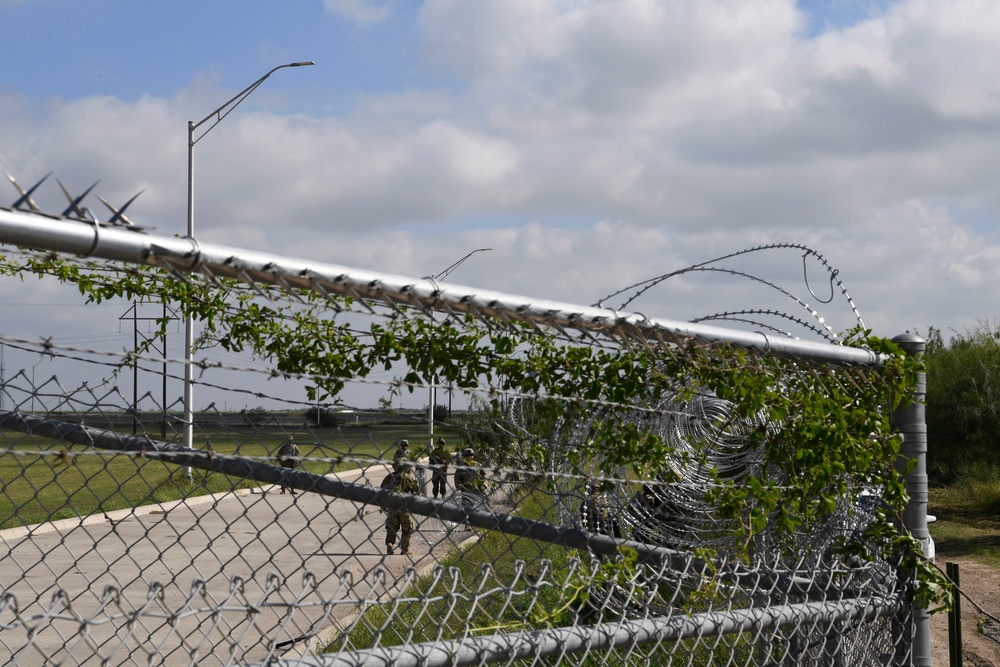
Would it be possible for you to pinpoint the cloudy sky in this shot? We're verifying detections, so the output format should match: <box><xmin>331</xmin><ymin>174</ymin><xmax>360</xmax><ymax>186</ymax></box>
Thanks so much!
<box><xmin>2</xmin><ymin>0</ymin><xmax>1000</xmax><ymax>408</ymax></box>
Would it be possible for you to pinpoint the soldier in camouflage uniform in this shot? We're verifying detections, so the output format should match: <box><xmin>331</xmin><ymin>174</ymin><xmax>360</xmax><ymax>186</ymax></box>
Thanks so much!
<box><xmin>393</xmin><ymin>439</ymin><xmax>410</xmax><ymax>464</ymax></box>
<box><xmin>428</xmin><ymin>437</ymin><xmax>449</xmax><ymax>498</ymax></box>
<box><xmin>382</xmin><ymin>460</ymin><xmax>420</xmax><ymax>555</ymax></box>
<box><xmin>276</xmin><ymin>435</ymin><xmax>299</xmax><ymax>495</ymax></box>
<box><xmin>454</xmin><ymin>448</ymin><xmax>485</xmax><ymax>494</ymax></box>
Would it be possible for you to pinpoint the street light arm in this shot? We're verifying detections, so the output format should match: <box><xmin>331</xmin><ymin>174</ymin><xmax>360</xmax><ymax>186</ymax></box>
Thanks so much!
<box><xmin>432</xmin><ymin>248</ymin><xmax>493</xmax><ymax>281</ymax></box>
<box><xmin>189</xmin><ymin>61</ymin><xmax>315</xmax><ymax>145</ymax></box>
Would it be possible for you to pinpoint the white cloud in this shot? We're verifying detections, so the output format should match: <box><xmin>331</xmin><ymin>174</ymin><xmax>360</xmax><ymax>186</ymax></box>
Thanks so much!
<box><xmin>5</xmin><ymin>0</ymin><xmax>1000</xmax><ymax>344</ymax></box>
<box><xmin>809</xmin><ymin>0</ymin><xmax>1000</xmax><ymax>118</ymax></box>
<box><xmin>420</xmin><ymin>0</ymin><xmax>802</xmax><ymax>128</ymax></box>
<box><xmin>324</xmin><ymin>0</ymin><xmax>393</xmax><ymax>24</ymax></box>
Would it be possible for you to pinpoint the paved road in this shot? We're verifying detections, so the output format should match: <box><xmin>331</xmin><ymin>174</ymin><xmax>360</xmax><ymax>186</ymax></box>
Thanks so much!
<box><xmin>0</xmin><ymin>464</ymin><xmax>478</xmax><ymax>666</ymax></box>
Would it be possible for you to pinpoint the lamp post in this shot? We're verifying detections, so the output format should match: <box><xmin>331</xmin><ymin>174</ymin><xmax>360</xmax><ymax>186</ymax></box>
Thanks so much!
<box><xmin>431</xmin><ymin>248</ymin><xmax>493</xmax><ymax>282</ymax></box>
<box><xmin>31</xmin><ymin>356</ymin><xmax>46</xmax><ymax>413</ymax></box>
<box><xmin>183</xmin><ymin>61</ymin><xmax>314</xmax><ymax>461</ymax></box>
<box><xmin>426</xmin><ymin>248</ymin><xmax>492</xmax><ymax>445</ymax></box>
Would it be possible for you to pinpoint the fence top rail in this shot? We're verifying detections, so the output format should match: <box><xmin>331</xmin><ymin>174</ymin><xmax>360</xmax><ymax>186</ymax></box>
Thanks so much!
<box><xmin>0</xmin><ymin>206</ymin><xmax>886</xmax><ymax>367</ymax></box>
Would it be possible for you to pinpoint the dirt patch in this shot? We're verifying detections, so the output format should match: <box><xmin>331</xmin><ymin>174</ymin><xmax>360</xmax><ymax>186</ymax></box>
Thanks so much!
<box><xmin>930</xmin><ymin>555</ymin><xmax>1000</xmax><ymax>667</ymax></box>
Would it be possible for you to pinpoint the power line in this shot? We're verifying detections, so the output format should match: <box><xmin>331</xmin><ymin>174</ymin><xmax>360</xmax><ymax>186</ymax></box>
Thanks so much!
<box><xmin>0</xmin><ymin>301</ymin><xmax>122</xmax><ymax>307</ymax></box>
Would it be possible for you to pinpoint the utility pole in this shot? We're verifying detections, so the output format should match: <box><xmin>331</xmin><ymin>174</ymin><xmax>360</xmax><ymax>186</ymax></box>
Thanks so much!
<box><xmin>0</xmin><ymin>334</ymin><xmax>5</xmax><ymax>412</ymax></box>
<box><xmin>161</xmin><ymin>302</ymin><xmax>168</xmax><ymax>440</ymax></box>
<box><xmin>119</xmin><ymin>301</ymin><xmax>177</xmax><ymax>437</ymax></box>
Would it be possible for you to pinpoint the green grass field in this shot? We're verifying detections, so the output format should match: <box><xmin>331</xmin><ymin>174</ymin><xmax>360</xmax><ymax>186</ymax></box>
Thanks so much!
<box><xmin>0</xmin><ymin>422</ymin><xmax>456</xmax><ymax>530</ymax></box>
<box><xmin>930</xmin><ymin>479</ymin><xmax>1000</xmax><ymax>569</ymax></box>
<box><xmin>339</xmin><ymin>488</ymin><xmax>754</xmax><ymax>666</ymax></box>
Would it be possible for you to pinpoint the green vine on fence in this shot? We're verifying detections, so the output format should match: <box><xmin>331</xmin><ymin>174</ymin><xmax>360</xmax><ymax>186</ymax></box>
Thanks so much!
<box><xmin>0</xmin><ymin>252</ymin><xmax>948</xmax><ymax>610</ymax></box>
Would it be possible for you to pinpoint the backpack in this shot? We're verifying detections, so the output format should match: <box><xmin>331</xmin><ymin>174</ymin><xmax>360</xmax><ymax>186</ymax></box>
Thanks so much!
<box><xmin>278</xmin><ymin>442</ymin><xmax>299</xmax><ymax>467</ymax></box>
<box><xmin>381</xmin><ymin>472</ymin><xmax>401</xmax><ymax>491</ymax></box>
<box><xmin>396</xmin><ymin>470</ymin><xmax>419</xmax><ymax>494</ymax></box>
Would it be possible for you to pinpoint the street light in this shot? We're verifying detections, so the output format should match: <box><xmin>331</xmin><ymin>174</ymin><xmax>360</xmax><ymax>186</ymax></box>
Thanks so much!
<box><xmin>183</xmin><ymin>61</ymin><xmax>315</xmax><ymax>459</ymax></box>
<box><xmin>430</xmin><ymin>248</ymin><xmax>493</xmax><ymax>282</ymax></box>
<box><xmin>31</xmin><ymin>356</ymin><xmax>46</xmax><ymax>413</ymax></box>
<box><xmin>426</xmin><ymin>248</ymin><xmax>492</xmax><ymax>446</ymax></box>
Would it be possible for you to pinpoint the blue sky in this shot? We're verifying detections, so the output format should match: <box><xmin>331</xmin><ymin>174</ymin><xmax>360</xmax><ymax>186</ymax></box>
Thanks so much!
<box><xmin>2</xmin><ymin>1</ymin><xmax>891</xmax><ymax>101</ymax></box>
<box><xmin>3</xmin><ymin>1</ymin><xmax>425</xmax><ymax>103</ymax></box>
<box><xmin>3</xmin><ymin>0</ymin><xmax>1000</xmax><ymax>409</ymax></box>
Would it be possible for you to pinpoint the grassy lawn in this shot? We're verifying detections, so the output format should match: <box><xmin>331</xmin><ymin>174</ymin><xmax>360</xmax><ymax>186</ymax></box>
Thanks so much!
<box><xmin>930</xmin><ymin>479</ymin><xmax>1000</xmax><ymax>569</ymax></box>
<box><xmin>329</xmin><ymin>480</ymin><xmax>988</xmax><ymax>664</ymax></box>
<box><xmin>346</xmin><ymin>491</ymin><xmax>579</xmax><ymax>647</ymax></box>
<box><xmin>339</xmin><ymin>490</ymin><xmax>754</xmax><ymax>666</ymax></box>
<box><xmin>0</xmin><ymin>422</ymin><xmax>455</xmax><ymax>530</ymax></box>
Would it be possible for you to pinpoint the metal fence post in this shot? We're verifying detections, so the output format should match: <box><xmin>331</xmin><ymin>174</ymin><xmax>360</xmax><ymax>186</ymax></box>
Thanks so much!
<box><xmin>891</xmin><ymin>333</ymin><xmax>931</xmax><ymax>667</ymax></box>
<box><xmin>947</xmin><ymin>562</ymin><xmax>962</xmax><ymax>667</ymax></box>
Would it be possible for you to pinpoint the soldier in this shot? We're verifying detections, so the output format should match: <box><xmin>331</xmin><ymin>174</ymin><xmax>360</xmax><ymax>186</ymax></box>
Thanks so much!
<box><xmin>393</xmin><ymin>439</ymin><xmax>411</xmax><ymax>464</ymax></box>
<box><xmin>428</xmin><ymin>437</ymin><xmax>449</xmax><ymax>499</ymax></box>
<box><xmin>454</xmin><ymin>447</ymin><xmax>485</xmax><ymax>494</ymax></box>
<box><xmin>382</xmin><ymin>460</ymin><xmax>420</xmax><ymax>555</ymax></box>
<box><xmin>583</xmin><ymin>480</ymin><xmax>621</xmax><ymax>538</ymax></box>
<box><xmin>276</xmin><ymin>435</ymin><xmax>299</xmax><ymax>495</ymax></box>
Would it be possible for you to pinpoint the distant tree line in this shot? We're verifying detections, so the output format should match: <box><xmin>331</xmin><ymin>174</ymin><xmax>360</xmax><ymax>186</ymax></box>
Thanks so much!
<box><xmin>924</xmin><ymin>320</ymin><xmax>1000</xmax><ymax>482</ymax></box>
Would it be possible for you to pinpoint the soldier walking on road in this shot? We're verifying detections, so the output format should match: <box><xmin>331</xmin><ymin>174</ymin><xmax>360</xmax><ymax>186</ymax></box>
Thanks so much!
<box><xmin>429</xmin><ymin>437</ymin><xmax>449</xmax><ymax>498</ymax></box>
<box><xmin>382</xmin><ymin>460</ymin><xmax>420</xmax><ymax>555</ymax></box>
<box><xmin>276</xmin><ymin>435</ymin><xmax>300</xmax><ymax>495</ymax></box>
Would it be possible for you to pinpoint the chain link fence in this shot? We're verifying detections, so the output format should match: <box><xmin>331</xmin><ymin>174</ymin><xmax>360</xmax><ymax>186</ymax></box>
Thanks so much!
<box><xmin>0</xmin><ymin>199</ymin><xmax>926</xmax><ymax>666</ymax></box>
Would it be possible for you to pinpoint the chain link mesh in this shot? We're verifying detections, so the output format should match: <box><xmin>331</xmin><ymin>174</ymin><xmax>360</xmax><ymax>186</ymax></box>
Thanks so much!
<box><xmin>0</xmin><ymin>231</ymin><xmax>913</xmax><ymax>666</ymax></box>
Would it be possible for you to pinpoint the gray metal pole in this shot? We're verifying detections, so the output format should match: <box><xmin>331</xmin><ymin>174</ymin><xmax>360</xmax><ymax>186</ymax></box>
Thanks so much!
<box><xmin>183</xmin><ymin>119</ymin><xmax>196</xmax><ymax>479</ymax></box>
<box><xmin>0</xmin><ymin>207</ymin><xmax>892</xmax><ymax>369</ymax></box>
<box><xmin>161</xmin><ymin>301</ymin><xmax>168</xmax><ymax>441</ymax></box>
<box><xmin>891</xmin><ymin>333</ymin><xmax>930</xmax><ymax>667</ymax></box>
<box><xmin>132</xmin><ymin>300</ymin><xmax>138</xmax><ymax>435</ymax></box>
<box><xmin>427</xmin><ymin>383</ymin><xmax>434</xmax><ymax>449</ymax></box>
